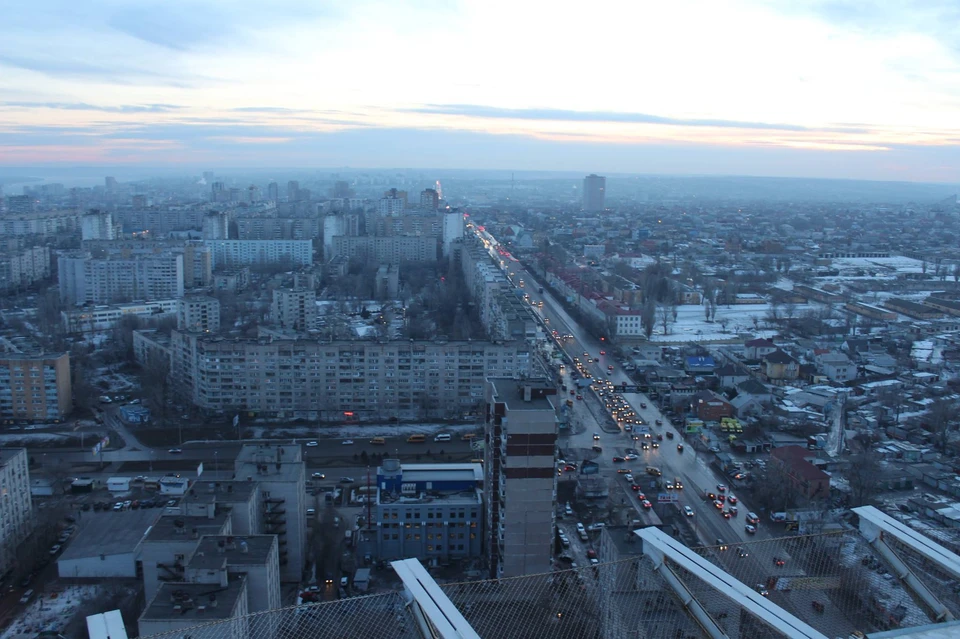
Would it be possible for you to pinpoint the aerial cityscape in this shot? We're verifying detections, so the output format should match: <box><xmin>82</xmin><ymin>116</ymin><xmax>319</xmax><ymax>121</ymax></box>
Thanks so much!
<box><xmin>2</xmin><ymin>2</ymin><xmax>960</xmax><ymax>639</ymax></box>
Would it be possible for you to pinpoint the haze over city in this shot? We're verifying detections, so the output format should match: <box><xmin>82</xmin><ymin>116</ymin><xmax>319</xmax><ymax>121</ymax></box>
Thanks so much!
<box><xmin>2</xmin><ymin>0</ymin><xmax>959</xmax><ymax>181</ymax></box>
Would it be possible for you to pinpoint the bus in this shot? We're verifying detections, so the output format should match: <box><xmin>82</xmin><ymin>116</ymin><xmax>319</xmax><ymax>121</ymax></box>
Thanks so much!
<box><xmin>406</xmin><ymin>434</ymin><xmax>426</xmax><ymax>443</ymax></box>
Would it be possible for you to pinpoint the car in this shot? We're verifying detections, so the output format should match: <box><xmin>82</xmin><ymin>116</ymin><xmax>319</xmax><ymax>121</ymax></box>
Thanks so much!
<box><xmin>714</xmin><ymin>500</ymin><xmax>724</xmax><ymax>509</ymax></box>
<box><xmin>655</xmin><ymin>419</ymin><xmax>663</xmax><ymax>426</ymax></box>
<box><xmin>709</xmin><ymin>446</ymin><xmax>721</xmax><ymax>453</ymax></box>
<box><xmin>729</xmin><ymin>506</ymin><xmax>738</xmax><ymax>516</ymax></box>
<box><xmin>560</xmin><ymin>537</ymin><xmax>571</xmax><ymax>548</ymax></box>
<box><xmin>745</xmin><ymin>524</ymin><xmax>757</xmax><ymax>534</ymax></box>
<box><xmin>340</xmin><ymin>576</ymin><xmax>349</xmax><ymax>588</ymax></box>
<box><xmin>656</xmin><ymin>434</ymin><xmax>663</xmax><ymax>441</ymax></box>
<box><xmin>641</xmin><ymin>499</ymin><xmax>652</xmax><ymax>509</ymax></box>
<box><xmin>557</xmin><ymin>555</ymin><xmax>575</xmax><ymax>565</ymax></box>
<box><xmin>631</xmin><ymin>435</ymin><xmax>640</xmax><ymax>441</ymax></box>
<box><xmin>677</xmin><ymin>443</ymin><xmax>684</xmax><ymax>452</ymax></box>
<box><xmin>592</xmin><ymin>445</ymin><xmax>603</xmax><ymax>453</ymax></box>
<box><xmin>716</xmin><ymin>539</ymin><xmax>728</xmax><ymax>551</ymax></box>
<box><xmin>112</xmin><ymin>502</ymin><xmax>123</xmax><ymax>511</ymax></box>
<box><xmin>737</xmin><ymin>547</ymin><xmax>749</xmax><ymax>558</ymax></box>
<box><xmin>616</xmin><ymin>468</ymin><xmax>632</xmax><ymax>474</ymax></box>
<box><xmin>305</xmin><ymin>441</ymin><xmax>319</xmax><ymax>447</ymax></box>
<box><xmin>665</xmin><ymin>481</ymin><xmax>675</xmax><ymax>490</ymax></box>
<box><xmin>666</xmin><ymin>431</ymin><xmax>674</xmax><ymax>439</ymax></box>
<box><xmin>312</xmin><ymin>472</ymin><xmax>326</xmax><ymax>479</ymax></box>
<box><xmin>774</xmin><ymin>557</ymin><xmax>786</xmax><ymax>567</ymax></box>
<box><xmin>624</xmin><ymin>447</ymin><xmax>639</xmax><ymax>455</ymax></box>
<box><xmin>717</xmin><ymin>484</ymin><xmax>727</xmax><ymax>492</ymax></box>
<box><xmin>123</xmin><ymin>500</ymin><xmax>132</xmax><ymax>509</ymax></box>
<box><xmin>564</xmin><ymin>503</ymin><xmax>573</xmax><ymax>516</ymax></box>
<box><xmin>624</xmin><ymin>474</ymin><xmax>635</xmax><ymax>483</ymax></box>
<box><xmin>684</xmin><ymin>506</ymin><xmax>695</xmax><ymax>517</ymax></box>
<box><xmin>640</xmin><ymin>442</ymin><xmax>649</xmax><ymax>450</ymax></box>
<box><xmin>599</xmin><ymin>350</ymin><xmax>605</xmax><ymax>355</ymax></box>
<box><xmin>569</xmin><ymin>390</ymin><xmax>576</xmax><ymax>395</ymax></box>
<box><xmin>624</xmin><ymin>454</ymin><xmax>638</xmax><ymax>461</ymax></box>
<box><xmin>707</xmin><ymin>492</ymin><xmax>717</xmax><ymax>500</ymax></box>
<box><xmin>717</xmin><ymin>494</ymin><xmax>725</xmax><ymax>503</ymax></box>
<box><xmin>590</xmin><ymin>557</ymin><xmax>600</xmax><ymax>565</ymax></box>
<box><xmin>722</xmin><ymin>510</ymin><xmax>732</xmax><ymax>519</ymax></box>
<box><xmin>81</xmin><ymin>503</ymin><xmax>91</xmax><ymax>511</ymax></box>
<box><xmin>593</xmin><ymin>433</ymin><xmax>600</xmax><ymax>440</ymax></box>
<box><xmin>674</xmin><ymin>478</ymin><xmax>683</xmax><ymax>489</ymax></box>
<box><xmin>727</xmin><ymin>495</ymin><xmax>738</xmax><ymax>504</ymax></box>
<box><xmin>755</xmin><ymin>584</ymin><xmax>769</xmax><ymax>597</ymax></box>
<box><xmin>623</xmin><ymin>424</ymin><xmax>632</xmax><ymax>432</ymax></box>
<box><xmin>57</xmin><ymin>533</ymin><xmax>70</xmax><ymax>543</ymax></box>
<box><xmin>168</xmin><ymin>448</ymin><xmax>183</xmax><ymax>454</ymax></box>
<box><xmin>636</xmin><ymin>493</ymin><xmax>646</xmax><ymax>500</ymax></box>
<box><xmin>19</xmin><ymin>589</ymin><xmax>34</xmax><ymax>604</ymax></box>
<box><xmin>587</xmin><ymin>523</ymin><xmax>605</xmax><ymax>532</ymax></box>
<box><xmin>586</xmin><ymin>549</ymin><xmax>598</xmax><ymax>559</ymax></box>
<box><xmin>131</xmin><ymin>500</ymin><xmax>140</xmax><ymax>509</ymax></box>
<box><xmin>49</xmin><ymin>545</ymin><xmax>61</xmax><ymax>555</ymax></box>
<box><xmin>640</xmin><ymin>402</ymin><xmax>647</xmax><ymax>409</ymax></box>
<box><xmin>166</xmin><ymin>499</ymin><xmax>178</xmax><ymax>507</ymax></box>
<box><xmin>631</xmin><ymin>484</ymin><xmax>642</xmax><ymax>491</ymax></box>
<box><xmin>342</xmin><ymin>439</ymin><xmax>354</xmax><ymax>445</ymax></box>
<box><xmin>746</xmin><ymin>512</ymin><xmax>760</xmax><ymax>525</ymax></box>
<box><xmin>576</xmin><ymin>395</ymin><xmax>583</xmax><ymax>401</ymax></box>
<box><xmin>612</xmin><ymin>456</ymin><xmax>625</xmax><ymax>463</ymax></box>
<box><xmin>564</xmin><ymin>464</ymin><xmax>577</xmax><ymax>472</ymax></box>
<box><xmin>576</xmin><ymin>523</ymin><xmax>585</xmax><ymax>533</ymax></box>
<box><xmin>340</xmin><ymin>477</ymin><xmax>355</xmax><ymax>483</ymax></box>
<box><xmin>652</xmin><ymin>442</ymin><xmax>659</xmax><ymax>448</ymax></box>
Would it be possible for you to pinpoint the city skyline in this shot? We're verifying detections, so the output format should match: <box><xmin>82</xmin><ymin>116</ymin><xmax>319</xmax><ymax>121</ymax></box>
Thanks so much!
<box><xmin>1</xmin><ymin>0</ymin><xmax>959</xmax><ymax>181</ymax></box>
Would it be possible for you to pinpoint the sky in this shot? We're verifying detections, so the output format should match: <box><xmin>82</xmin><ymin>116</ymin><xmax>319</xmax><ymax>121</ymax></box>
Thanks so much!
<box><xmin>1</xmin><ymin>0</ymin><xmax>959</xmax><ymax>182</ymax></box>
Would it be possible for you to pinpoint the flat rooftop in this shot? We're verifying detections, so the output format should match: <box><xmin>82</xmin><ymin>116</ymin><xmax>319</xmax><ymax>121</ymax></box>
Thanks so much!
<box><xmin>489</xmin><ymin>377</ymin><xmax>555</xmax><ymax>410</ymax></box>
<box><xmin>182</xmin><ymin>480</ymin><xmax>258</xmax><ymax>505</ymax></box>
<box><xmin>603</xmin><ymin>525</ymin><xmax>646</xmax><ymax>558</ymax></box>
<box><xmin>140</xmin><ymin>575</ymin><xmax>247</xmax><ymax>622</ymax></box>
<box><xmin>0</xmin><ymin>448</ymin><xmax>25</xmax><ymax>467</ymax></box>
<box><xmin>187</xmin><ymin>535</ymin><xmax>276</xmax><ymax>570</ymax></box>
<box><xmin>234</xmin><ymin>444</ymin><xmax>303</xmax><ymax>482</ymax></box>
<box><xmin>58</xmin><ymin>508</ymin><xmax>161</xmax><ymax>561</ymax></box>
<box><xmin>143</xmin><ymin>513</ymin><xmax>231</xmax><ymax>543</ymax></box>
<box><xmin>398</xmin><ymin>468</ymin><xmax>483</xmax><ymax>484</ymax></box>
<box><xmin>379</xmin><ymin>489</ymin><xmax>481</xmax><ymax>506</ymax></box>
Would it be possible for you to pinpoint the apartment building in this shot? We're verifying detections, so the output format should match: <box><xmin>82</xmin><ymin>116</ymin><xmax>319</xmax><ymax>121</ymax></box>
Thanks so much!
<box><xmin>202</xmin><ymin>212</ymin><xmax>230</xmax><ymax>240</ymax></box>
<box><xmin>115</xmin><ymin>206</ymin><xmax>205</xmax><ymax>235</ymax></box>
<box><xmin>80</xmin><ymin>210</ymin><xmax>117</xmax><ymax>240</ymax></box>
<box><xmin>0</xmin><ymin>352</ymin><xmax>72</xmax><ymax>421</ymax></box>
<box><xmin>271</xmin><ymin>288</ymin><xmax>317</xmax><ymax>331</ymax></box>
<box><xmin>0</xmin><ymin>245</ymin><xmax>51</xmax><ymax>291</ymax></box>
<box><xmin>0</xmin><ymin>211</ymin><xmax>81</xmax><ymax>237</ymax></box>
<box><xmin>185</xmin><ymin>535</ymin><xmax>281</xmax><ymax>613</ymax></box>
<box><xmin>205</xmin><ymin>240</ymin><xmax>313</xmax><ymax>269</ymax></box>
<box><xmin>368</xmin><ymin>214</ymin><xmax>442</xmax><ymax>237</ymax></box>
<box><xmin>169</xmin><ymin>334</ymin><xmax>531</xmax><ymax>419</ymax></box>
<box><xmin>370</xmin><ymin>460</ymin><xmax>484</xmax><ymax>562</ymax></box>
<box><xmin>236</xmin><ymin>217</ymin><xmax>320</xmax><ymax>241</ymax></box>
<box><xmin>330</xmin><ymin>235</ymin><xmax>437</xmax><ymax>264</ymax></box>
<box><xmin>58</xmin><ymin>251</ymin><xmax>184</xmax><ymax>306</ymax></box>
<box><xmin>178</xmin><ymin>295</ymin><xmax>221</xmax><ymax>333</ymax></box>
<box><xmin>442</xmin><ymin>211</ymin><xmax>464</xmax><ymax>256</ymax></box>
<box><xmin>0</xmin><ymin>448</ymin><xmax>33</xmax><ymax>580</ymax></box>
<box><xmin>233</xmin><ymin>444</ymin><xmax>306</xmax><ymax>583</ymax></box>
<box><xmin>61</xmin><ymin>299</ymin><xmax>178</xmax><ymax>334</ymax></box>
<box><xmin>132</xmin><ymin>329</ymin><xmax>172</xmax><ymax>368</ymax></box>
<box><xmin>484</xmin><ymin>379</ymin><xmax>558</xmax><ymax>578</ymax></box>
<box><xmin>183</xmin><ymin>241</ymin><xmax>213</xmax><ymax>288</ymax></box>
<box><xmin>138</xmin><ymin>577</ymin><xmax>249</xmax><ymax>639</ymax></box>
<box><xmin>460</xmin><ymin>237</ymin><xmax>537</xmax><ymax>341</ymax></box>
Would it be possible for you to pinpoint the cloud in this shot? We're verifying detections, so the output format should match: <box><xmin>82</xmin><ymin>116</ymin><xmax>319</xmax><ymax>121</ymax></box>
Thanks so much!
<box><xmin>0</xmin><ymin>101</ymin><xmax>184</xmax><ymax>113</ymax></box>
<box><xmin>0</xmin><ymin>53</ymin><xmax>211</xmax><ymax>87</ymax></box>
<box><xmin>405</xmin><ymin>104</ymin><xmax>868</xmax><ymax>133</ymax></box>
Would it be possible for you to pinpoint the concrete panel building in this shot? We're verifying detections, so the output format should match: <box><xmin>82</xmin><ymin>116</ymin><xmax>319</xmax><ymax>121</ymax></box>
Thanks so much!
<box><xmin>57</xmin><ymin>252</ymin><xmax>184</xmax><ymax>306</ymax></box>
<box><xmin>330</xmin><ymin>235</ymin><xmax>437</xmax><ymax>264</ymax></box>
<box><xmin>177</xmin><ymin>296</ymin><xmax>221</xmax><ymax>333</ymax></box>
<box><xmin>369</xmin><ymin>460</ymin><xmax>483</xmax><ymax>563</ymax></box>
<box><xmin>62</xmin><ymin>299</ymin><xmax>178</xmax><ymax>334</ymax></box>
<box><xmin>0</xmin><ymin>352</ymin><xmax>72</xmax><ymax>421</ymax></box>
<box><xmin>582</xmin><ymin>174</ymin><xmax>606</xmax><ymax>212</ymax></box>
<box><xmin>484</xmin><ymin>379</ymin><xmax>558</xmax><ymax>578</ymax></box>
<box><xmin>442</xmin><ymin>211</ymin><xmax>464</xmax><ymax>257</ymax></box>
<box><xmin>271</xmin><ymin>288</ymin><xmax>317</xmax><ymax>331</ymax></box>
<box><xmin>0</xmin><ymin>245</ymin><xmax>51</xmax><ymax>292</ymax></box>
<box><xmin>56</xmin><ymin>508</ymin><xmax>160</xmax><ymax>579</ymax></box>
<box><xmin>183</xmin><ymin>241</ymin><xmax>213</xmax><ymax>288</ymax></box>
<box><xmin>140</xmin><ymin>513</ymin><xmax>233</xmax><ymax>604</ymax></box>
<box><xmin>81</xmin><ymin>210</ymin><xmax>117</xmax><ymax>241</ymax></box>
<box><xmin>169</xmin><ymin>334</ymin><xmax>531</xmax><ymax>420</ymax></box>
<box><xmin>233</xmin><ymin>445</ymin><xmax>306</xmax><ymax>583</ymax></box>
<box><xmin>185</xmin><ymin>535</ymin><xmax>281</xmax><ymax>613</ymax></box>
<box><xmin>138</xmin><ymin>577</ymin><xmax>249</xmax><ymax>639</ymax></box>
<box><xmin>0</xmin><ymin>448</ymin><xmax>33</xmax><ymax>579</ymax></box>
<box><xmin>205</xmin><ymin>240</ymin><xmax>313</xmax><ymax>269</ymax></box>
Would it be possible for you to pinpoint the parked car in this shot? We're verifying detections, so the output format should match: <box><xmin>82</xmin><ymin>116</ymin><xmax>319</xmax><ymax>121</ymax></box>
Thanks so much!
<box><xmin>312</xmin><ymin>472</ymin><xmax>326</xmax><ymax>479</ymax></box>
<box><xmin>340</xmin><ymin>477</ymin><xmax>355</xmax><ymax>484</ymax></box>
<box><xmin>168</xmin><ymin>448</ymin><xmax>183</xmax><ymax>454</ymax></box>
<box><xmin>305</xmin><ymin>441</ymin><xmax>319</xmax><ymax>447</ymax></box>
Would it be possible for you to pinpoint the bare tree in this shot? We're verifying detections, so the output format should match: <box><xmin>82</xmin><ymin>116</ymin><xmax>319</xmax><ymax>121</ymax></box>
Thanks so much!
<box><xmin>641</xmin><ymin>299</ymin><xmax>656</xmax><ymax>339</ymax></box>
<box><xmin>927</xmin><ymin>398</ymin><xmax>957</xmax><ymax>451</ymax></box>
<box><xmin>658</xmin><ymin>304</ymin><xmax>673</xmax><ymax>336</ymax></box>
<box><xmin>847</xmin><ymin>449</ymin><xmax>882</xmax><ymax>507</ymax></box>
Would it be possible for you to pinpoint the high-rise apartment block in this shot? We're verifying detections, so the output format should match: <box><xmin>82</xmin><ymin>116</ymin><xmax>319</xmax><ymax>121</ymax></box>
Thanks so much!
<box><xmin>169</xmin><ymin>335</ymin><xmax>531</xmax><ymax>419</ymax></box>
<box><xmin>202</xmin><ymin>212</ymin><xmax>230</xmax><ymax>240</ymax></box>
<box><xmin>267</xmin><ymin>182</ymin><xmax>279</xmax><ymax>202</ymax></box>
<box><xmin>271</xmin><ymin>288</ymin><xmax>317</xmax><ymax>331</ymax></box>
<box><xmin>205</xmin><ymin>240</ymin><xmax>312</xmax><ymax>269</ymax></box>
<box><xmin>0</xmin><ymin>448</ymin><xmax>33</xmax><ymax>580</ymax></box>
<box><xmin>330</xmin><ymin>236</ymin><xmax>437</xmax><ymax>264</ymax></box>
<box><xmin>420</xmin><ymin>188</ymin><xmax>440</xmax><ymax>210</ymax></box>
<box><xmin>378</xmin><ymin>195</ymin><xmax>405</xmax><ymax>217</ymax></box>
<box><xmin>58</xmin><ymin>252</ymin><xmax>184</xmax><ymax>305</ymax></box>
<box><xmin>0</xmin><ymin>353</ymin><xmax>72</xmax><ymax>421</ymax></box>
<box><xmin>0</xmin><ymin>211</ymin><xmax>80</xmax><ymax>236</ymax></box>
<box><xmin>442</xmin><ymin>211</ymin><xmax>464</xmax><ymax>256</ymax></box>
<box><xmin>484</xmin><ymin>379</ymin><xmax>558</xmax><ymax>578</ymax></box>
<box><xmin>81</xmin><ymin>210</ymin><xmax>117</xmax><ymax>240</ymax></box>
<box><xmin>178</xmin><ymin>296</ymin><xmax>221</xmax><ymax>333</ymax></box>
<box><xmin>287</xmin><ymin>181</ymin><xmax>300</xmax><ymax>202</ymax></box>
<box><xmin>183</xmin><ymin>241</ymin><xmax>213</xmax><ymax>288</ymax></box>
<box><xmin>0</xmin><ymin>245</ymin><xmax>50</xmax><ymax>291</ymax></box>
<box><xmin>582</xmin><ymin>174</ymin><xmax>606</xmax><ymax>212</ymax></box>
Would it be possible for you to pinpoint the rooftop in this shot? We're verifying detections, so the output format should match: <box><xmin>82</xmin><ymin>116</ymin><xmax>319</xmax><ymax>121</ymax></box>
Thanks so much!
<box><xmin>140</xmin><ymin>576</ymin><xmax>247</xmax><ymax>622</ymax></box>
<box><xmin>181</xmin><ymin>480</ymin><xmax>259</xmax><ymax>505</ymax></box>
<box><xmin>59</xmin><ymin>508</ymin><xmax>160</xmax><ymax>561</ymax></box>
<box><xmin>0</xmin><ymin>447</ymin><xmax>26</xmax><ymax>467</ymax></box>
<box><xmin>143</xmin><ymin>513</ymin><xmax>231</xmax><ymax>543</ymax></box>
<box><xmin>187</xmin><ymin>535</ymin><xmax>276</xmax><ymax>570</ymax></box>
<box><xmin>234</xmin><ymin>444</ymin><xmax>304</xmax><ymax>482</ymax></box>
<box><xmin>489</xmin><ymin>377</ymin><xmax>556</xmax><ymax>410</ymax></box>
<box><xmin>603</xmin><ymin>524</ymin><xmax>646</xmax><ymax>558</ymax></box>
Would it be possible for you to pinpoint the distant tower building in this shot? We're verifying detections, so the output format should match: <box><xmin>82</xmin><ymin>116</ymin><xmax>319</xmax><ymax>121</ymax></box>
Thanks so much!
<box><xmin>484</xmin><ymin>379</ymin><xmax>558</xmax><ymax>578</ymax></box>
<box><xmin>332</xmin><ymin>181</ymin><xmax>352</xmax><ymax>199</ymax></box>
<box><xmin>248</xmin><ymin>185</ymin><xmax>261</xmax><ymax>202</ymax></box>
<box><xmin>434</xmin><ymin>180</ymin><xmax>443</xmax><ymax>201</ymax></box>
<box><xmin>203</xmin><ymin>171</ymin><xmax>215</xmax><ymax>184</ymax></box>
<box><xmin>582</xmin><ymin>174</ymin><xmax>606</xmax><ymax>212</ymax></box>
<box><xmin>202</xmin><ymin>212</ymin><xmax>230</xmax><ymax>240</ymax></box>
<box><xmin>378</xmin><ymin>195</ymin><xmax>405</xmax><ymax>217</ymax></box>
<box><xmin>383</xmin><ymin>188</ymin><xmax>408</xmax><ymax>209</ymax></box>
<box><xmin>442</xmin><ymin>211</ymin><xmax>464</xmax><ymax>257</ymax></box>
<box><xmin>211</xmin><ymin>182</ymin><xmax>225</xmax><ymax>199</ymax></box>
<box><xmin>81</xmin><ymin>210</ymin><xmax>117</xmax><ymax>240</ymax></box>
<box><xmin>5</xmin><ymin>195</ymin><xmax>37</xmax><ymax>215</ymax></box>
<box><xmin>420</xmin><ymin>188</ymin><xmax>439</xmax><ymax>210</ymax></box>
<box><xmin>267</xmin><ymin>182</ymin><xmax>279</xmax><ymax>202</ymax></box>
<box><xmin>105</xmin><ymin>176</ymin><xmax>118</xmax><ymax>191</ymax></box>
<box><xmin>228</xmin><ymin>187</ymin><xmax>242</xmax><ymax>203</ymax></box>
<box><xmin>322</xmin><ymin>215</ymin><xmax>345</xmax><ymax>260</ymax></box>
<box><xmin>132</xmin><ymin>194</ymin><xmax>148</xmax><ymax>208</ymax></box>
<box><xmin>287</xmin><ymin>181</ymin><xmax>300</xmax><ymax>202</ymax></box>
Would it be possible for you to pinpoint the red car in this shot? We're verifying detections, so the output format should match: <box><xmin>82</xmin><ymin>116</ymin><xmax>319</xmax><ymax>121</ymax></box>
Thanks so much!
<box><xmin>728</xmin><ymin>495</ymin><xmax>738</xmax><ymax>505</ymax></box>
<box><xmin>636</xmin><ymin>493</ymin><xmax>646</xmax><ymax>501</ymax></box>
<box><xmin>641</xmin><ymin>500</ymin><xmax>652</xmax><ymax>509</ymax></box>
<box><xmin>631</xmin><ymin>484</ymin><xmax>642</xmax><ymax>491</ymax></box>
<box><xmin>576</xmin><ymin>395</ymin><xmax>583</xmax><ymax>400</ymax></box>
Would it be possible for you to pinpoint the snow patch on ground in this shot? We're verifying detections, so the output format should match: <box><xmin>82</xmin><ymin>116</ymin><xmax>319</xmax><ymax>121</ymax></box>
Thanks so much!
<box><xmin>1</xmin><ymin>585</ymin><xmax>101</xmax><ymax>639</ymax></box>
<box><xmin>647</xmin><ymin>303</ymin><xmax>816</xmax><ymax>343</ymax></box>
<box><xmin>0</xmin><ymin>433</ymin><xmax>73</xmax><ymax>444</ymax></box>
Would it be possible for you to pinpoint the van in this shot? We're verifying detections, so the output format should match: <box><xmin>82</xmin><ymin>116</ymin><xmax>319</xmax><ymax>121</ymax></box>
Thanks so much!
<box><xmin>434</xmin><ymin>433</ymin><xmax>451</xmax><ymax>442</ymax></box>
<box><xmin>407</xmin><ymin>434</ymin><xmax>426</xmax><ymax>443</ymax></box>
<box><xmin>369</xmin><ymin>437</ymin><xmax>386</xmax><ymax>445</ymax></box>
<box><xmin>646</xmin><ymin>467</ymin><xmax>662</xmax><ymax>476</ymax></box>
<box><xmin>461</xmin><ymin>433</ymin><xmax>477</xmax><ymax>442</ymax></box>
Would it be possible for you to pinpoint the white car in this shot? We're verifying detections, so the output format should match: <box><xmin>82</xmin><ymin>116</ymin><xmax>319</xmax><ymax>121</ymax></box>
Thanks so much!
<box><xmin>168</xmin><ymin>448</ymin><xmax>183</xmax><ymax>454</ymax></box>
<box><xmin>624</xmin><ymin>454</ymin><xmax>638</xmax><ymax>461</ymax></box>
<box><xmin>575</xmin><ymin>522</ymin><xmax>585</xmax><ymax>534</ymax></box>
<box><xmin>564</xmin><ymin>503</ymin><xmax>573</xmax><ymax>516</ymax></box>
<box><xmin>305</xmin><ymin>441</ymin><xmax>319</xmax><ymax>447</ymax></box>
<box><xmin>624</xmin><ymin>474</ymin><xmax>634</xmax><ymax>483</ymax></box>
<box><xmin>684</xmin><ymin>506</ymin><xmax>695</xmax><ymax>517</ymax></box>
<box><xmin>311</xmin><ymin>472</ymin><xmax>326</xmax><ymax>479</ymax></box>
<box><xmin>341</xmin><ymin>439</ymin><xmax>354</xmax><ymax>445</ymax></box>
<box><xmin>745</xmin><ymin>524</ymin><xmax>757</xmax><ymax>534</ymax></box>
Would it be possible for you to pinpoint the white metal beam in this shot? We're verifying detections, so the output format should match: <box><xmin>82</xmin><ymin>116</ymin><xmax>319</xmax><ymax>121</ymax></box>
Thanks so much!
<box><xmin>637</xmin><ymin>527</ymin><xmax>829</xmax><ymax>639</ymax></box>
<box><xmin>392</xmin><ymin>558</ymin><xmax>481</xmax><ymax>639</ymax></box>
<box><xmin>854</xmin><ymin>506</ymin><xmax>958</xmax><ymax>622</ymax></box>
